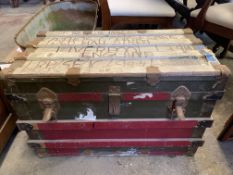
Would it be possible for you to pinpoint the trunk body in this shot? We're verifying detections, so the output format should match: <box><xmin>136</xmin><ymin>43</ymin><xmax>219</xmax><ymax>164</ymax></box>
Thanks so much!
<box><xmin>1</xmin><ymin>29</ymin><xmax>230</xmax><ymax>157</ymax></box>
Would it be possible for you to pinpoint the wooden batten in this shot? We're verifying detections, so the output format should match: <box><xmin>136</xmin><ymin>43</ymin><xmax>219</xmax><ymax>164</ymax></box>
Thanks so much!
<box><xmin>36</xmin><ymin>34</ymin><xmax>202</xmax><ymax>48</ymax></box>
<box><xmin>41</xmin><ymin>28</ymin><xmax>194</xmax><ymax>37</ymax></box>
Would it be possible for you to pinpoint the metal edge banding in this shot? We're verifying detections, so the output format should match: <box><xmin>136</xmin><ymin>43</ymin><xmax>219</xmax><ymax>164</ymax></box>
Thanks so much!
<box><xmin>16</xmin><ymin>118</ymin><xmax>213</xmax><ymax>127</ymax></box>
<box><xmin>31</xmin><ymin>147</ymin><xmax>198</xmax><ymax>158</ymax></box>
<box><xmin>27</xmin><ymin>138</ymin><xmax>204</xmax><ymax>149</ymax></box>
<box><xmin>32</xmin><ymin>146</ymin><xmax>200</xmax><ymax>157</ymax></box>
<box><xmin>28</xmin><ymin>139</ymin><xmax>204</xmax><ymax>157</ymax></box>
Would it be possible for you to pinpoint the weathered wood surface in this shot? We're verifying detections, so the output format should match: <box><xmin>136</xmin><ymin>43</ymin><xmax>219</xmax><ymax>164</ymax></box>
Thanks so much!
<box><xmin>5</xmin><ymin>29</ymin><xmax>223</xmax><ymax>78</ymax></box>
<box><xmin>6</xmin><ymin>59</ymin><xmax>219</xmax><ymax>78</ymax></box>
<box><xmin>27</xmin><ymin>46</ymin><xmax>207</xmax><ymax>61</ymax></box>
<box><xmin>35</xmin><ymin>35</ymin><xmax>202</xmax><ymax>48</ymax></box>
<box><xmin>40</xmin><ymin>28</ymin><xmax>194</xmax><ymax>37</ymax></box>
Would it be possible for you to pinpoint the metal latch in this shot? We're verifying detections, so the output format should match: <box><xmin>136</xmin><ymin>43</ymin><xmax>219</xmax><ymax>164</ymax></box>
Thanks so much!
<box><xmin>108</xmin><ymin>86</ymin><xmax>121</xmax><ymax>115</ymax></box>
<box><xmin>212</xmin><ymin>65</ymin><xmax>231</xmax><ymax>90</ymax></box>
<box><xmin>36</xmin><ymin>88</ymin><xmax>59</xmax><ymax>121</ymax></box>
<box><xmin>169</xmin><ymin>86</ymin><xmax>191</xmax><ymax>120</ymax></box>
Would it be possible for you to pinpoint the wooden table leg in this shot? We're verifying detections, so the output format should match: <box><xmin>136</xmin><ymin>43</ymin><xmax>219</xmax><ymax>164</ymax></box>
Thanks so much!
<box><xmin>218</xmin><ymin>114</ymin><xmax>233</xmax><ymax>141</ymax></box>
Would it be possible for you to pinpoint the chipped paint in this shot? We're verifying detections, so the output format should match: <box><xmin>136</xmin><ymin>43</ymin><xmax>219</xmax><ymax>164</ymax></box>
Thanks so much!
<box><xmin>16</xmin><ymin>47</ymin><xmax>23</xmax><ymax>52</ymax></box>
<box><xmin>0</xmin><ymin>63</ymin><xmax>11</xmax><ymax>70</ymax></box>
<box><xmin>76</xmin><ymin>108</ymin><xmax>96</xmax><ymax>121</ymax></box>
<box><xmin>126</xmin><ymin>82</ymin><xmax>135</xmax><ymax>86</ymax></box>
<box><xmin>133</xmin><ymin>93</ymin><xmax>153</xmax><ymax>99</ymax></box>
<box><xmin>119</xmin><ymin>148</ymin><xmax>138</xmax><ymax>156</ymax></box>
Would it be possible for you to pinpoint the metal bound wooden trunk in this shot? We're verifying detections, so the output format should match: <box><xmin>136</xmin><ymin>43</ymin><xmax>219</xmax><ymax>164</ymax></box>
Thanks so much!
<box><xmin>1</xmin><ymin>29</ymin><xmax>230</xmax><ymax>157</ymax></box>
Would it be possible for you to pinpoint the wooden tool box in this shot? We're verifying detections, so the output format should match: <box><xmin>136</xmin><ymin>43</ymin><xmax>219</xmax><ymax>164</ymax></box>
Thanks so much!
<box><xmin>0</xmin><ymin>29</ymin><xmax>230</xmax><ymax>157</ymax></box>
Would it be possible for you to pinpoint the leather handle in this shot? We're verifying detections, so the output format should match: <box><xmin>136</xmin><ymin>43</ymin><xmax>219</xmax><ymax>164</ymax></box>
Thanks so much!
<box><xmin>108</xmin><ymin>86</ymin><xmax>121</xmax><ymax>115</ymax></box>
<box><xmin>42</xmin><ymin>107</ymin><xmax>55</xmax><ymax>122</ymax></box>
<box><xmin>37</xmin><ymin>88</ymin><xmax>59</xmax><ymax>121</ymax></box>
<box><xmin>175</xmin><ymin>105</ymin><xmax>185</xmax><ymax>120</ymax></box>
<box><xmin>170</xmin><ymin>86</ymin><xmax>191</xmax><ymax>120</ymax></box>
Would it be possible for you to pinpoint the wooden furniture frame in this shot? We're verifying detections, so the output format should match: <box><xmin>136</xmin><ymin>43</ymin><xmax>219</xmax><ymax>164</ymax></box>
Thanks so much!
<box><xmin>0</xmin><ymin>89</ymin><xmax>17</xmax><ymax>153</ymax></box>
<box><xmin>188</xmin><ymin>0</ymin><xmax>233</xmax><ymax>57</ymax></box>
<box><xmin>99</xmin><ymin>0</ymin><xmax>175</xmax><ymax>30</ymax></box>
<box><xmin>218</xmin><ymin>114</ymin><xmax>233</xmax><ymax>141</ymax></box>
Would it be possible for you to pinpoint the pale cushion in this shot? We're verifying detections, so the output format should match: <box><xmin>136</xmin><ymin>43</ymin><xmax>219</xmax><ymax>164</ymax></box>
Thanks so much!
<box><xmin>107</xmin><ymin>0</ymin><xmax>176</xmax><ymax>17</ymax></box>
<box><xmin>191</xmin><ymin>3</ymin><xmax>233</xmax><ymax>29</ymax></box>
<box><xmin>178</xmin><ymin>0</ymin><xmax>197</xmax><ymax>8</ymax></box>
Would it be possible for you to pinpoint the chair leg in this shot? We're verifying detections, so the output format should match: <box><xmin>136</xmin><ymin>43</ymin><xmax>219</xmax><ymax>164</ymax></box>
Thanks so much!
<box><xmin>100</xmin><ymin>0</ymin><xmax>111</xmax><ymax>30</ymax></box>
<box><xmin>219</xmin><ymin>40</ymin><xmax>231</xmax><ymax>58</ymax></box>
<box><xmin>102</xmin><ymin>21</ymin><xmax>111</xmax><ymax>30</ymax></box>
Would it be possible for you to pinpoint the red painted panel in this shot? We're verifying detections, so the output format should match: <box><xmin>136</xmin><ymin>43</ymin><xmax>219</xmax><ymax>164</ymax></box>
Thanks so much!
<box><xmin>37</xmin><ymin>120</ymin><xmax>198</xmax><ymax>130</ymax></box>
<box><xmin>94</xmin><ymin>120</ymin><xmax>197</xmax><ymax>129</ymax></box>
<box><xmin>39</xmin><ymin>128</ymin><xmax>194</xmax><ymax>139</ymax></box>
<box><xmin>57</xmin><ymin>92</ymin><xmax>171</xmax><ymax>102</ymax></box>
<box><xmin>58</xmin><ymin>93</ymin><xmax>103</xmax><ymax>102</ymax></box>
<box><xmin>122</xmin><ymin>92</ymin><xmax>170</xmax><ymax>101</ymax></box>
<box><xmin>44</xmin><ymin>140</ymin><xmax>191</xmax><ymax>149</ymax></box>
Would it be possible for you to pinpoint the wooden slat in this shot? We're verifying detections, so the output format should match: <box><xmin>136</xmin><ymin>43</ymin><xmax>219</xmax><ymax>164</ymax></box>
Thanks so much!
<box><xmin>6</xmin><ymin>59</ymin><xmax>219</xmax><ymax>78</ymax></box>
<box><xmin>26</xmin><ymin>46</ymin><xmax>208</xmax><ymax>60</ymax></box>
<box><xmin>36</xmin><ymin>34</ymin><xmax>202</xmax><ymax>48</ymax></box>
<box><xmin>41</xmin><ymin>28</ymin><xmax>194</xmax><ymax>37</ymax></box>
